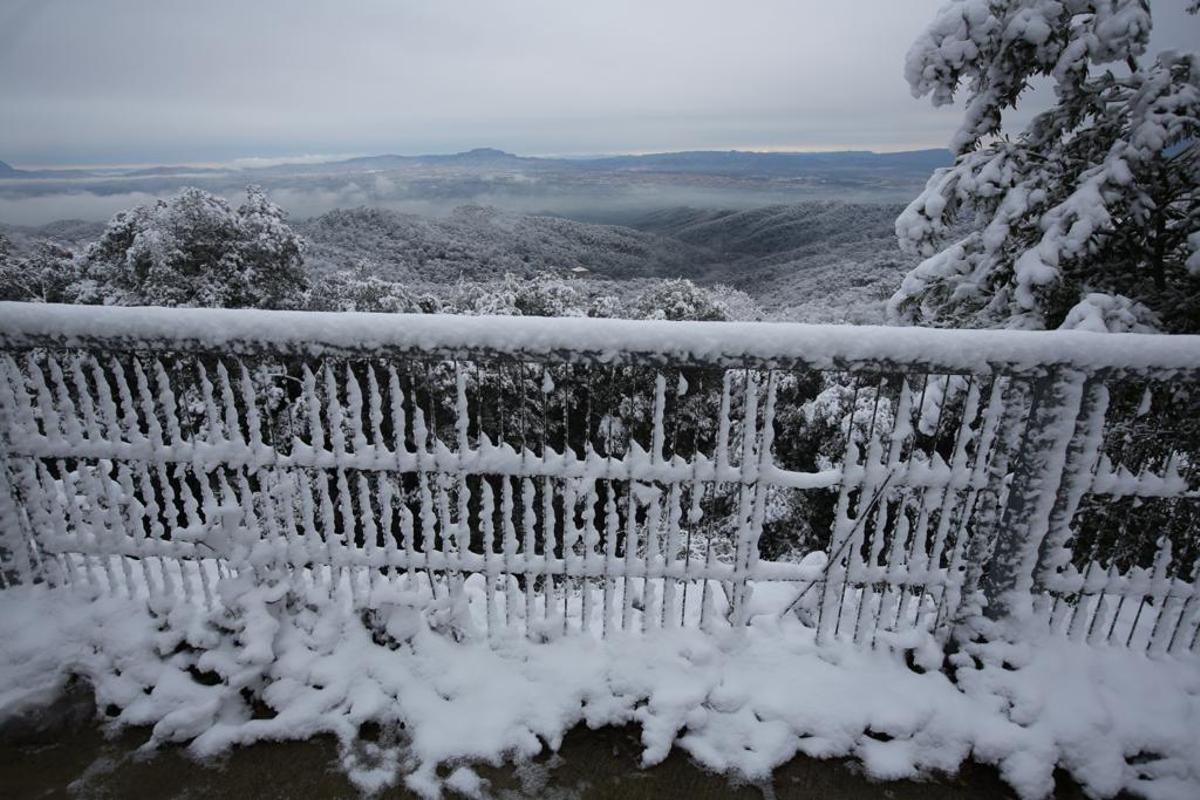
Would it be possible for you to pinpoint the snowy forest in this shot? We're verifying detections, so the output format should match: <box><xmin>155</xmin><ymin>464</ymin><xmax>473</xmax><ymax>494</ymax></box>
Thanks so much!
<box><xmin>1</xmin><ymin>2</ymin><xmax>1199</xmax><ymax>800</ymax></box>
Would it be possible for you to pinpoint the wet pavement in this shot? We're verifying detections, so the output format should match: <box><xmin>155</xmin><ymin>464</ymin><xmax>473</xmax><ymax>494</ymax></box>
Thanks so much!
<box><xmin>1</xmin><ymin>686</ymin><xmax>1107</xmax><ymax>799</ymax></box>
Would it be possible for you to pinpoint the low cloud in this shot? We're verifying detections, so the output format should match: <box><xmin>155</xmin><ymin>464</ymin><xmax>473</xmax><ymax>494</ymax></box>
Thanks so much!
<box><xmin>228</xmin><ymin>153</ymin><xmax>363</xmax><ymax>170</ymax></box>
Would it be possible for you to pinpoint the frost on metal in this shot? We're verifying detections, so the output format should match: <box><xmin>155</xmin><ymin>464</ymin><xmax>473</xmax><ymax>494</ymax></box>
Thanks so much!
<box><xmin>0</xmin><ymin>303</ymin><xmax>1198</xmax><ymax>651</ymax></box>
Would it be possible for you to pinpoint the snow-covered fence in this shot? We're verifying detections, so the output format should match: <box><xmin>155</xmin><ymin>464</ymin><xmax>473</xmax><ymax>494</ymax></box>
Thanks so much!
<box><xmin>0</xmin><ymin>303</ymin><xmax>1198</xmax><ymax>650</ymax></box>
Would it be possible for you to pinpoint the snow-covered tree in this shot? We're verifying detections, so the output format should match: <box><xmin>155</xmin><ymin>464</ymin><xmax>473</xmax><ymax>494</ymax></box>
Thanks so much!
<box><xmin>632</xmin><ymin>278</ymin><xmax>730</xmax><ymax>321</ymax></box>
<box><xmin>0</xmin><ymin>239</ymin><xmax>78</xmax><ymax>303</ymax></box>
<box><xmin>890</xmin><ymin>0</ymin><xmax>1200</xmax><ymax>333</ymax></box>
<box><xmin>77</xmin><ymin>186</ymin><xmax>308</xmax><ymax>309</ymax></box>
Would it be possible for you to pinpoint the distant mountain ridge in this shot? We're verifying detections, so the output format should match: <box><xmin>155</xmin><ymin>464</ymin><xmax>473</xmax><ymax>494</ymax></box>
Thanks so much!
<box><xmin>0</xmin><ymin>147</ymin><xmax>953</xmax><ymax>180</ymax></box>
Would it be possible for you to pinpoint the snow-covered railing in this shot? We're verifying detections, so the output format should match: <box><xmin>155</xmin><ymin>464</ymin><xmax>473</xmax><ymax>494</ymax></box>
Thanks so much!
<box><xmin>0</xmin><ymin>303</ymin><xmax>1198</xmax><ymax>651</ymax></box>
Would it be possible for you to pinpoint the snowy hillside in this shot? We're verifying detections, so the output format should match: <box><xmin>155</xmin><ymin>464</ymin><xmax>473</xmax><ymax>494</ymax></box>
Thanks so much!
<box><xmin>299</xmin><ymin>205</ymin><xmax>717</xmax><ymax>282</ymax></box>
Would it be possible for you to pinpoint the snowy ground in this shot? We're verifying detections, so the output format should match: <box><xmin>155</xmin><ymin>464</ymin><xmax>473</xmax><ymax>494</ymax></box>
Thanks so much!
<box><xmin>1</xmin><ymin>577</ymin><xmax>1197</xmax><ymax>800</ymax></box>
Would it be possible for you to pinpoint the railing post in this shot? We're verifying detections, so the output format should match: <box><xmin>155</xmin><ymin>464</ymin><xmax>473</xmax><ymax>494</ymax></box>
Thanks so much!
<box><xmin>976</xmin><ymin>370</ymin><xmax>1087</xmax><ymax>632</ymax></box>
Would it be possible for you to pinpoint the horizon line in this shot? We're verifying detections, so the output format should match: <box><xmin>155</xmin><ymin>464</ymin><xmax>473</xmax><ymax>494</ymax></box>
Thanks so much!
<box><xmin>6</xmin><ymin>143</ymin><xmax>951</xmax><ymax>172</ymax></box>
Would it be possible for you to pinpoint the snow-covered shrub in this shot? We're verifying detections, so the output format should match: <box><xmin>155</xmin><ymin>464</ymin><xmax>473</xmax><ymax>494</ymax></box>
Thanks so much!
<box><xmin>707</xmin><ymin>283</ymin><xmax>764</xmax><ymax>321</ymax></box>
<box><xmin>76</xmin><ymin>186</ymin><xmax>308</xmax><ymax>309</ymax></box>
<box><xmin>306</xmin><ymin>265</ymin><xmax>424</xmax><ymax>313</ymax></box>
<box><xmin>891</xmin><ymin>1</ymin><xmax>1200</xmax><ymax>333</ymax></box>
<box><xmin>632</xmin><ymin>278</ymin><xmax>729</xmax><ymax>321</ymax></box>
<box><xmin>449</xmin><ymin>272</ymin><xmax>587</xmax><ymax>317</ymax></box>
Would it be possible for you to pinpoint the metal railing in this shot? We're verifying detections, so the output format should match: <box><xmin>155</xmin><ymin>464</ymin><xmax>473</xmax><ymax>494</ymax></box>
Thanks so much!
<box><xmin>1</xmin><ymin>302</ymin><xmax>1197</xmax><ymax>651</ymax></box>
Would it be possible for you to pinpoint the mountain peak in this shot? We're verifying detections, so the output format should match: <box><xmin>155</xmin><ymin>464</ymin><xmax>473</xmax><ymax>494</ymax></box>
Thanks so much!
<box><xmin>0</xmin><ymin>160</ymin><xmax>17</xmax><ymax>176</ymax></box>
<box><xmin>454</xmin><ymin>147</ymin><xmax>516</xmax><ymax>159</ymax></box>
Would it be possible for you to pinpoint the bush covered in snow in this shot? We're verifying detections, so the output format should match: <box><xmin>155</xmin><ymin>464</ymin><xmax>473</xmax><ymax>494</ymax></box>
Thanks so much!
<box><xmin>63</xmin><ymin>186</ymin><xmax>309</xmax><ymax>309</ymax></box>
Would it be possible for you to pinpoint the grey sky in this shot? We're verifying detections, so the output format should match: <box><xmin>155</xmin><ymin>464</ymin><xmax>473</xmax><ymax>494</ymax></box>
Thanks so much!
<box><xmin>1</xmin><ymin>0</ymin><xmax>1198</xmax><ymax>166</ymax></box>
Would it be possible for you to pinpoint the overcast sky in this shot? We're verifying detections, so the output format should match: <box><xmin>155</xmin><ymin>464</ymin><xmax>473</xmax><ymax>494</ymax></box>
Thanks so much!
<box><xmin>1</xmin><ymin>0</ymin><xmax>1198</xmax><ymax>167</ymax></box>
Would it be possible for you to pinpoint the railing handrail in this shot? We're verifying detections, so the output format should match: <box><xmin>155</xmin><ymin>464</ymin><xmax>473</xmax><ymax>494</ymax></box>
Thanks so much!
<box><xmin>2</xmin><ymin>302</ymin><xmax>1198</xmax><ymax>377</ymax></box>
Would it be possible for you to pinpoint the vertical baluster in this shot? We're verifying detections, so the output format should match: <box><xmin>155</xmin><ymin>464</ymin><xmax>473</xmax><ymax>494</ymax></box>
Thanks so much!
<box><xmin>522</xmin><ymin>477</ymin><xmax>538</xmax><ymax>637</ymax></box>
<box><xmin>411</xmin><ymin>370</ymin><xmax>439</xmax><ymax>598</ymax></box>
<box><xmin>561</xmin><ymin>475</ymin><xmax>579</xmax><ymax>635</ymax></box>
<box><xmin>640</xmin><ymin>373</ymin><xmax>668</xmax><ymax>631</ymax></box>
<box><xmin>640</xmin><ymin>488</ymin><xmax>663</xmax><ymax>633</ymax></box>
<box><xmin>857</xmin><ymin>378</ymin><xmax>913</xmax><ymax>644</ymax></box>
<box><xmin>345</xmin><ymin>363</ymin><xmax>368</xmax><ymax>455</ymax></box>
<box><xmin>580</xmin><ymin>477</ymin><xmax>599</xmax><ymax>635</ymax></box>
<box><xmin>502</xmin><ymin>476</ymin><xmax>518</xmax><ymax>631</ymax></box>
<box><xmin>620</xmin><ymin>367</ymin><xmax>640</xmax><ymax>633</ymax></box>
<box><xmin>729</xmin><ymin>370</ymin><xmax>761</xmax><ymax>628</ymax></box>
<box><xmin>602</xmin><ymin>478</ymin><xmax>619</xmax><ymax>637</ymax></box>
<box><xmin>454</xmin><ymin>362</ymin><xmax>472</xmax><ymax>601</ymax></box>
<box><xmin>387</xmin><ymin>364</ymin><xmax>416</xmax><ymax>590</ymax></box>
<box><xmin>357</xmin><ymin>471</ymin><xmax>379</xmax><ymax>594</ymax></box>
<box><xmin>481</xmin><ymin>476</ymin><xmax>498</xmax><ymax>638</ymax></box>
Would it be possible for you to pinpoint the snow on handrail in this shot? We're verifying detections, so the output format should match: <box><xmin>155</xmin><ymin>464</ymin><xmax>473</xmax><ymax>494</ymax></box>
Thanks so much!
<box><xmin>2</xmin><ymin>302</ymin><xmax>1198</xmax><ymax>376</ymax></box>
